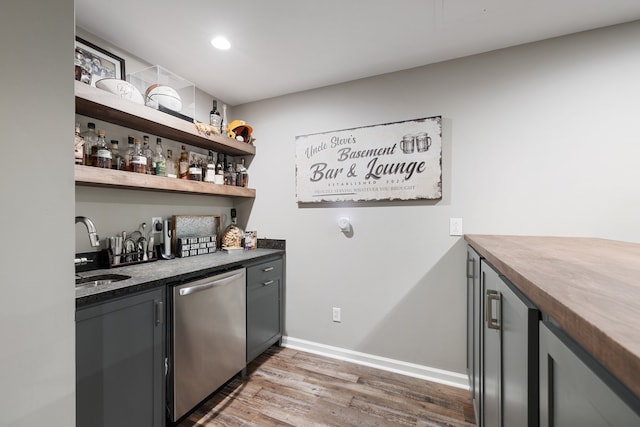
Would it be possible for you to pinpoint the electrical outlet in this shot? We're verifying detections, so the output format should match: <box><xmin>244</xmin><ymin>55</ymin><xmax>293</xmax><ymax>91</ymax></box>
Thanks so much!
<box><xmin>151</xmin><ymin>217</ymin><xmax>163</xmax><ymax>234</ymax></box>
<box><xmin>332</xmin><ymin>307</ymin><xmax>341</xmax><ymax>322</ymax></box>
<box><xmin>450</xmin><ymin>218</ymin><xmax>463</xmax><ymax>236</ymax></box>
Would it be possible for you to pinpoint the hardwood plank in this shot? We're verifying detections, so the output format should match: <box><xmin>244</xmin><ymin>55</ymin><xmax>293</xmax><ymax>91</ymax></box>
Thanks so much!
<box><xmin>177</xmin><ymin>346</ymin><xmax>475</xmax><ymax>427</ymax></box>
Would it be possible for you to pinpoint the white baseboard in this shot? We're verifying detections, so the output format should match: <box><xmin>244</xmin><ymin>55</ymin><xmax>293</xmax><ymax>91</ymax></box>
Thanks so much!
<box><xmin>281</xmin><ymin>336</ymin><xmax>469</xmax><ymax>390</ymax></box>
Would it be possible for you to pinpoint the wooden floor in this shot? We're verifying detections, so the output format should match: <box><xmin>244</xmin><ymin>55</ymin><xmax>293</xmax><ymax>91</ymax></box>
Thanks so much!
<box><xmin>176</xmin><ymin>346</ymin><xmax>476</xmax><ymax>427</ymax></box>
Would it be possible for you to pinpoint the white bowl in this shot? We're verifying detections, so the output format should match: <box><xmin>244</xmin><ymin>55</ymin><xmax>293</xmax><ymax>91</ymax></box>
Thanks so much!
<box><xmin>145</xmin><ymin>84</ymin><xmax>182</xmax><ymax>112</ymax></box>
<box><xmin>95</xmin><ymin>78</ymin><xmax>144</xmax><ymax>105</ymax></box>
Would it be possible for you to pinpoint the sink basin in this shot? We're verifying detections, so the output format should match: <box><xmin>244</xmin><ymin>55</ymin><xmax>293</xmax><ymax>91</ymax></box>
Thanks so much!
<box><xmin>75</xmin><ymin>273</ymin><xmax>130</xmax><ymax>289</ymax></box>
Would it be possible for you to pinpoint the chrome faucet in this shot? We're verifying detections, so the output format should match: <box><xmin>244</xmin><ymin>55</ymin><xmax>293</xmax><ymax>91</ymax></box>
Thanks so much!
<box><xmin>76</xmin><ymin>216</ymin><xmax>100</xmax><ymax>247</ymax></box>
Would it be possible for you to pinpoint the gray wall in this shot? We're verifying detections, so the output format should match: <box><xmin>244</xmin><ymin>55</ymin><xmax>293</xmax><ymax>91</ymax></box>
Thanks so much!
<box><xmin>0</xmin><ymin>1</ymin><xmax>76</xmax><ymax>426</ymax></box>
<box><xmin>233</xmin><ymin>21</ymin><xmax>640</xmax><ymax>373</ymax></box>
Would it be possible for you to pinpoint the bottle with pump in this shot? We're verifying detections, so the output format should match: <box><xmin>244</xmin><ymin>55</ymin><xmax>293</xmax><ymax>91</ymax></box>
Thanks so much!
<box><xmin>209</xmin><ymin>100</ymin><xmax>221</xmax><ymax>134</ymax></box>
<box><xmin>154</xmin><ymin>138</ymin><xmax>166</xmax><ymax>177</ymax></box>
<box><xmin>92</xmin><ymin>129</ymin><xmax>112</xmax><ymax>168</ymax></box>
<box><xmin>236</xmin><ymin>158</ymin><xmax>248</xmax><ymax>187</ymax></box>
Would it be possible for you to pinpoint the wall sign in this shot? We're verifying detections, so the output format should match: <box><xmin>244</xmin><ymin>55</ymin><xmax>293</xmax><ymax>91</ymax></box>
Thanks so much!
<box><xmin>295</xmin><ymin>116</ymin><xmax>442</xmax><ymax>203</ymax></box>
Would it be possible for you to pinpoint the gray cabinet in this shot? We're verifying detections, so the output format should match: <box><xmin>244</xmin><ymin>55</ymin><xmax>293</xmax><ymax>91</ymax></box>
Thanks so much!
<box><xmin>539</xmin><ymin>320</ymin><xmax>640</xmax><ymax>427</ymax></box>
<box><xmin>471</xmin><ymin>257</ymin><xmax>539</xmax><ymax>427</ymax></box>
<box><xmin>466</xmin><ymin>247</ymin><xmax>482</xmax><ymax>422</ymax></box>
<box><xmin>76</xmin><ymin>288</ymin><xmax>165</xmax><ymax>427</ymax></box>
<box><xmin>246</xmin><ymin>256</ymin><xmax>284</xmax><ymax>363</ymax></box>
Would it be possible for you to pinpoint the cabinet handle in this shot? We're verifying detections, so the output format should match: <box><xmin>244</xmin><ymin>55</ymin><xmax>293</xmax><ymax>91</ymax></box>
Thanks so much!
<box><xmin>485</xmin><ymin>290</ymin><xmax>501</xmax><ymax>330</ymax></box>
<box><xmin>155</xmin><ymin>301</ymin><xmax>164</xmax><ymax>326</ymax></box>
<box><xmin>262</xmin><ymin>266</ymin><xmax>275</xmax><ymax>272</ymax></box>
<box><xmin>466</xmin><ymin>257</ymin><xmax>475</xmax><ymax>279</ymax></box>
<box><xmin>262</xmin><ymin>280</ymin><xmax>274</xmax><ymax>286</ymax></box>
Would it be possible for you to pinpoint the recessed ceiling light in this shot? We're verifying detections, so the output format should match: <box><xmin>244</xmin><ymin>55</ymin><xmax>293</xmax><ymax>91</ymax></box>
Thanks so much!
<box><xmin>211</xmin><ymin>36</ymin><xmax>230</xmax><ymax>50</ymax></box>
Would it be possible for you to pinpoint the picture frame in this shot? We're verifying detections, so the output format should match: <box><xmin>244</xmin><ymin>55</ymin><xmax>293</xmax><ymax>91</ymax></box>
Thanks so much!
<box><xmin>74</xmin><ymin>36</ymin><xmax>125</xmax><ymax>86</ymax></box>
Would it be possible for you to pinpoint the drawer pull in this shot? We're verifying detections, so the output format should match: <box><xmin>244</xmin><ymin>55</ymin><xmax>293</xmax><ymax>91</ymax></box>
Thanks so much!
<box><xmin>262</xmin><ymin>266</ymin><xmax>275</xmax><ymax>272</ymax></box>
<box><xmin>262</xmin><ymin>280</ymin><xmax>274</xmax><ymax>286</ymax></box>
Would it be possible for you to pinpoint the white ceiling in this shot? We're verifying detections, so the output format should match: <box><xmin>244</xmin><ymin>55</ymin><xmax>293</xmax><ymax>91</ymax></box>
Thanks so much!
<box><xmin>76</xmin><ymin>0</ymin><xmax>640</xmax><ymax>106</ymax></box>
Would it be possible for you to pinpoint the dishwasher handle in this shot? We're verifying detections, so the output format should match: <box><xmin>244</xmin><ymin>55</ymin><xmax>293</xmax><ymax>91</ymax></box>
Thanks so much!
<box><xmin>179</xmin><ymin>272</ymin><xmax>243</xmax><ymax>296</ymax></box>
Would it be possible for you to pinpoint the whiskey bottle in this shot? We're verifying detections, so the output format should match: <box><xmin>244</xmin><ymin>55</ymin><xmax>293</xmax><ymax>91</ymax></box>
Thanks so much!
<box><xmin>188</xmin><ymin>154</ymin><xmax>203</xmax><ymax>181</ymax></box>
<box><xmin>178</xmin><ymin>145</ymin><xmax>189</xmax><ymax>179</ymax></box>
<box><xmin>125</xmin><ymin>136</ymin><xmax>135</xmax><ymax>171</ymax></box>
<box><xmin>80</xmin><ymin>122</ymin><xmax>98</xmax><ymax>166</ymax></box>
<box><xmin>92</xmin><ymin>129</ymin><xmax>112</xmax><ymax>169</ymax></box>
<box><xmin>131</xmin><ymin>138</ymin><xmax>147</xmax><ymax>174</ymax></box>
<box><xmin>142</xmin><ymin>136</ymin><xmax>154</xmax><ymax>174</ymax></box>
<box><xmin>110</xmin><ymin>140</ymin><xmax>125</xmax><ymax>170</ymax></box>
<box><xmin>209</xmin><ymin>100</ymin><xmax>221</xmax><ymax>134</ymax></box>
<box><xmin>74</xmin><ymin>122</ymin><xmax>85</xmax><ymax>165</ymax></box>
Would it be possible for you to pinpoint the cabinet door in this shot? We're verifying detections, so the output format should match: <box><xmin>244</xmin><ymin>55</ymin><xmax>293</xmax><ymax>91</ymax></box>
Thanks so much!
<box><xmin>482</xmin><ymin>262</ymin><xmax>502</xmax><ymax>427</ymax></box>
<box><xmin>482</xmin><ymin>260</ymin><xmax>539</xmax><ymax>427</ymax></box>
<box><xmin>246</xmin><ymin>257</ymin><xmax>283</xmax><ymax>363</ymax></box>
<box><xmin>466</xmin><ymin>246</ymin><xmax>482</xmax><ymax>424</ymax></box>
<box><xmin>76</xmin><ymin>288</ymin><xmax>165</xmax><ymax>427</ymax></box>
<box><xmin>540</xmin><ymin>321</ymin><xmax>640</xmax><ymax>427</ymax></box>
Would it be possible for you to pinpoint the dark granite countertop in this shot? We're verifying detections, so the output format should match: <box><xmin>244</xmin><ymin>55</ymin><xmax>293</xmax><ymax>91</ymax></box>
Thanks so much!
<box><xmin>76</xmin><ymin>248</ymin><xmax>284</xmax><ymax>307</ymax></box>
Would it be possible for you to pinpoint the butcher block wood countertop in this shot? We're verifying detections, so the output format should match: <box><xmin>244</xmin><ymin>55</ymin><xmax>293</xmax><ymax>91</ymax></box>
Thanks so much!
<box><xmin>464</xmin><ymin>234</ymin><xmax>640</xmax><ymax>398</ymax></box>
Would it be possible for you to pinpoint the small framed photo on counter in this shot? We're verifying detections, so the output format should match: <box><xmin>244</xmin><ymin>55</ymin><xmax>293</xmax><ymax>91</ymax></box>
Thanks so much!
<box><xmin>245</xmin><ymin>231</ymin><xmax>257</xmax><ymax>250</ymax></box>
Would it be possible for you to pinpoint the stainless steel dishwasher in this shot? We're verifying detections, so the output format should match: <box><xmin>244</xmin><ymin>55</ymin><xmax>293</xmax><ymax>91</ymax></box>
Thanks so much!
<box><xmin>168</xmin><ymin>268</ymin><xmax>246</xmax><ymax>422</ymax></box>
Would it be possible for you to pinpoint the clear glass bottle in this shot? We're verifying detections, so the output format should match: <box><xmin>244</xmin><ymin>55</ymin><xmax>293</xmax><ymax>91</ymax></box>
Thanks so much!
<box><xmin>225</xmin><ymin>160</ymin><xmax>236</xmax><ymax>186</ymax></box>
<box><xmin>209</xmin><ymin>100</ymin><xmax>221</xmax><ymax>133</ymax></box>
<box><xmin>154</xmin><ymin>138</ymin><xmax>166</xmax><ymax>177</ymax></box>
<box><xmin>74</xmin><ymin>122</ymin><xmax>85</xmax><ymax>165</ymax></box>
<box><xmin>130</xmin><ymin>138</ymin><xmax>147</xmax><ymax>174</ymax></box>
<box><xmin>92</xmin><ymin>129</ymin><xmax>112</xmax><ymax>168</ymax></box>
<box><xmin>178</xmin><ymin>145</ymin><xmax>189</xmax><ymax>179</ymax></box>
<box><xmin>80</xmin><ymin>122</ymin><xmax>98</xmax><ymax>166</ymax></box>
<box><xmin>165</xmin><ymin>149</ymin><xmax>177</xmax><ymax>178</ymax></box>
<box><xmin>188</xmin><ymin>154</ymin><xmax>203</xmax><ymax>181</ymax></box>
<box><xmin>221</xmin><ymin>208</ymin><xmax>244</xmax><ymax>249</ymax></box>
<box><xmin>236</xmin><ymin>158</ymin><xmax>248</xmax><ymax>187</ymax></box>
<box><xmin>110</xmin><ymin>139</ymin><xmax>125</xmax><ymax>170</ymax></box>
<box><xmin>142</xmin><ymin>136</ymin><xmax>154</xmax><ymax>174</ymax></box>
<box><xmin>125</xmin><ymin>136</ymin><xmax>135</xmax><ymax>171</ymax></box>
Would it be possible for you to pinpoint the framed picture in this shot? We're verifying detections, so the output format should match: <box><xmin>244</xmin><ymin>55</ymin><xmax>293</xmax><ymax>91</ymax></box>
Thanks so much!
<box><xmin>74</xmin><ymin>36</ymin><xmax>125</xmax><ymax>86</ymax></box>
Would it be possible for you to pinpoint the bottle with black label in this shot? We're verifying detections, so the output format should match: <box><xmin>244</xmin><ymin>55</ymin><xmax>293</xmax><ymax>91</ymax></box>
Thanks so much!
<box><xmin>188</xmin><ymin>154</ymin><xmax>202</xmax><ymax>181</ymax></box>
<box><xmin>209</xmin><ymin>100</ymin><xmax>221</xmax><ymax>134</ymax></box>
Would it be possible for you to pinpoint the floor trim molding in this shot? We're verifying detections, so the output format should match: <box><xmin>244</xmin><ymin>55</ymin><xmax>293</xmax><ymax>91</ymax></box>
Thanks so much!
<box><xmin>282</xmin><ymin>336</ymin><xmax>469</xmax><ymax>390</ymax></box>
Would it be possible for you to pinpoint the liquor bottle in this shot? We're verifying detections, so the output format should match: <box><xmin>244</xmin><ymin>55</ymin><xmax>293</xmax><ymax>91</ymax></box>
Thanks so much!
<box><xmin>92</xmin><ymin>129</ymin><xmax>112</xmax><ymax>168</ymax></box>
<box><xmin>236</xmin><ymin>158</ymin><xmax>248</xmax><ymax>187</ymax></box>
<box><xmin>204</xmin><ymin>151</ymin><xmax>216</xmax><ymax>183</ymax></box>
<box><xmin>215</xmin><ymin>153</ymin><xmax>224</xmax><ymax>184</ymax></box>
<box><xmin>74</xmin><ymin>122</ymin><xmax>85</xmax><ymax>165</ymax></box>
<box><xmin>188</xmin><ymin>154</ymin><xmax>203</xmax><ymax>181</ymax></box>
<box><xmin>154</xmin><ymin>138</ymin><xmax>166</xmax><ymax>177</ymax></box>
<box><xmin>221</xmin><ymin>208</ymin><xmax>244</xmax><ymax>249</ymax></box>
<box><xmin>110</xmin><ymin>140</ymin><xmax>125</xmax><ymax>170</ymax></box>
<box><xmin>80</xmin><ymin>122</ymin><xmax>98</xmax><ymax>166</ymax></box>
<box><xmin>221</xmin><ymin>103</ymin><xmax>228</xmax><ymax>134</ymax></box>
<box><xmin>125</xmin><ymin>136</ymin><xmax>135</xmax><ymax>171</ymax></box>
<box><xmin>142</xmin><ymin>136</ymin><xmax>154</xmax><ymax>174</ymax></box>
<box><xmin>165</xmin><ymin>149</ymin><xmax>177</xmax><ymax>178</ymax></box>
<box><xmin>178</xmin><ymin>145</ymin><xmax>189</xmax><ymax>179</ymax></box>
<box><xmin>209</xmin><ymin>100</ymin><xmax>221</xmax><ymax>134</ymax></box>
<box><xmin>226</xmin><ymin>161</ymin><xmax>237</xmax><ymax>186</ymax></box>
<box><xmin>131</xmin><ymin>138</ymin><xmax>147</xmax><ymax>174</ymax></box>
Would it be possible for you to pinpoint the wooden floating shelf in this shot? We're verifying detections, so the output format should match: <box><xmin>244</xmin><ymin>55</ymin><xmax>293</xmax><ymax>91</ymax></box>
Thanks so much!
<box><xmin>75</xmin><ymin>165</ymin><xmax>256</xmax><ymax>198</ymax></box>
<box><xmin>75</xmin><ymin>81</ymin><xmax>255</xmax><ymax>157</ymax></box>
